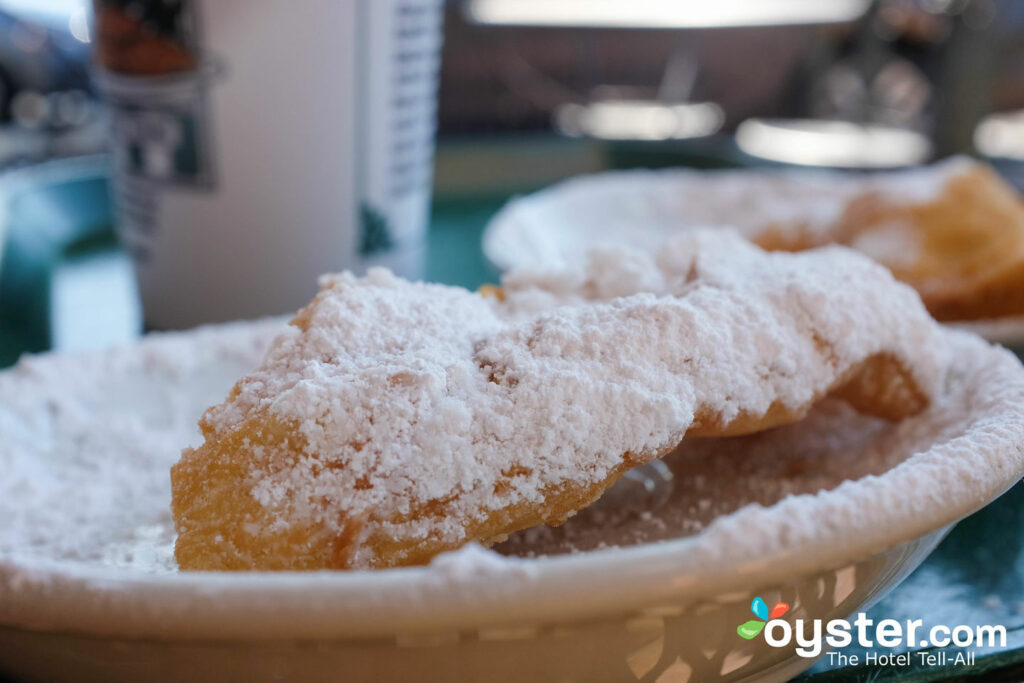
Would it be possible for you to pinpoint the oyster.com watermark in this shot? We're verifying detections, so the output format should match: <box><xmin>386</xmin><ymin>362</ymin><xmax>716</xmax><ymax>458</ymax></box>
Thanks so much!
<box><xmin>737</xmin><ymin>596</ymin><xmax>1006</xmax><ymax>667</ymax></box>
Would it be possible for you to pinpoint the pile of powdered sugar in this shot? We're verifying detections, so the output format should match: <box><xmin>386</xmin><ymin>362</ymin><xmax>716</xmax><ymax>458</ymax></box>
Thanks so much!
<box><xmin>0</xmin><ymin>320</ymin><xmax>282</xmax><ymax>573</ymax></box>
<box><xmin>483</xmin><ymin>157</ymin><xmax>973</xmax><ymax>272</ymax></box>
<box><xmin>198</xmin><ymin>230</ymin><xmax>948</xmax><ymax>567</ymax></box>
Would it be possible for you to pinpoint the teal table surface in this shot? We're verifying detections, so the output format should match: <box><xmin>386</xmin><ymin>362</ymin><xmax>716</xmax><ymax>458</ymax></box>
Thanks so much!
<box><xmin>0</xmin><ymin>156</ymin><xmax>1022</xmax><ymax>683</ymax></box>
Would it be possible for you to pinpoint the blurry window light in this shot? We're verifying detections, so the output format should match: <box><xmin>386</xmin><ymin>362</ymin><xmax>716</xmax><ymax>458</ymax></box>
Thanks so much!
<box><xmin>556</xmin><ymin>100</ymin><xmax>723</xmax><ymax>141</ymax></box>
<box><xmin>736</xmin><ymin>118</ymin><xmax>932</xmax><ymax>168</ymax></box>
<box><xmin>872</xmin><ymin>60</ymin><xmax>930</xmax><ymax>121</ymax></box>
<box><xmin>68</xmin><ymin>5</ymin><xmax>90</xmax><ymax>43</ymax></box>
<box><xmin>11</xmin><ymin>90</ymin><xmax>49</xmax><ymax>128</ymax></box>
<box><xmin>467</xmin><ymin>0</ymin><xmax>870</xmax><ymax>28</ymax></box>
<box><xmin>975</xmin><ymin>111</ymin><xmax>1024</xmax><ymax>160</ymax></box>
<box><xmin>0</xmin><ymin>0</ymin><xmax>87</xmax><ymax>27</ymax></box>
<box><xmin>52</xmin><ymin>90</ymin><xmax>90</xmax><ymax>127</ymax></box>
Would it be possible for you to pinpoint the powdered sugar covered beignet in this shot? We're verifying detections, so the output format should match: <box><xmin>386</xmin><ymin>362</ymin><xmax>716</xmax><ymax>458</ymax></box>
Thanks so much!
<box><xmin>747</xmin><ymin>160</ymin><xmax>1024</xmax><ymax>322</ymax></box>
<box><xmin>489</xmin><ymin>158</ymin><xmax>1024</xmax><ymax>321</ymax></box>
<box><xmin>171</xmin><ymin>231</ymin><xmax>948</xmax><ymax>570</ymax></box>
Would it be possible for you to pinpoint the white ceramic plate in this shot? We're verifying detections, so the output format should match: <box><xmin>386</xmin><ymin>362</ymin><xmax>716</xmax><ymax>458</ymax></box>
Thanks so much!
<box><xmin>482</xmin><ymin>169</ymin><xmax>1024</xmax><ymax>348</ymax></box>
<box><xmin>1</xmin><ymin>320</ymin><xmax>1023</xmax><ymax>683</ymax></box>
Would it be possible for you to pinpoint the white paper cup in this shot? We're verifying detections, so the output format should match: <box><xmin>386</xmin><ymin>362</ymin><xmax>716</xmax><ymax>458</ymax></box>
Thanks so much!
<box><xmin>94</xmin><ymin>0</ymin><xmax>443</xmax><ymax>329</ymax></box>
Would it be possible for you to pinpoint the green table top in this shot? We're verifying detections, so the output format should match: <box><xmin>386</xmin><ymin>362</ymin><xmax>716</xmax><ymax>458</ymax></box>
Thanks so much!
<box><xmin>0</xmin><ymin>155</ymin><xmax>1022</xmax><ymax>682</ymax></box>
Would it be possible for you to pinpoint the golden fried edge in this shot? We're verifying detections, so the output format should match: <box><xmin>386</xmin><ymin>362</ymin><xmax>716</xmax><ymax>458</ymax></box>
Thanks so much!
<box><xmin>171</xmin><ymin>347</ymin><xmax>929</xmax><ymax>571</ymax></box>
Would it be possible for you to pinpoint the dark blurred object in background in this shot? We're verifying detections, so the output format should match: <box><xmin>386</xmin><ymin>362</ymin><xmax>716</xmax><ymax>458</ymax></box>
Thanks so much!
<box><xmin>0</xmin><ymin>0</ymin><xmax>103</xmax><ymax>167</ymax></box>
<box><xmin>436</xmin><ymin>0</ymin><xmax>1024</xmax><ymax>166</ymax></box>
<box><xmin>92</xmin><ymin>0</ymin><xmax>197</xmax><ymax>75</ymax></box>
<box><xmin>437</xmin><ymin>3</ymin><xmax>819</xmax><ymax>135</ymax></box>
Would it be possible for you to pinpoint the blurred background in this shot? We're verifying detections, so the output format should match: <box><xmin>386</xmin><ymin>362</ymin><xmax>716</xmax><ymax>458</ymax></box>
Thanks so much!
<box><xmin>0</xmin><ymin>0</ymin><xmax>1023</xmax><ymax>358</ymax></box>
<box><xmin>0</xmin><ymin>4</ymin><xmax>1023</xmax><ymax>681</ymax></box>
<box><xmin>5</xmin><ymin>1</ymin><xmax>1024</xmax><ymax>171</ymax></box>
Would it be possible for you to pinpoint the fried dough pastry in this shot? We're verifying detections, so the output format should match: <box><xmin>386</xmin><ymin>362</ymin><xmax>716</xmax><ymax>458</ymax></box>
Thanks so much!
<box><xmin>748</xmin><ymin>160</ymin><xmax>1024</xmax><ymax>322</ymax></box>
<box><xmin>490</xmin><ymin>158</ymin><xmax>1024</xmax><ymax>321</ymax></box>
<box><xmin>172</xmin><ymin>231</ymin><xmax>948</xmax><ymax>570</ymax></box>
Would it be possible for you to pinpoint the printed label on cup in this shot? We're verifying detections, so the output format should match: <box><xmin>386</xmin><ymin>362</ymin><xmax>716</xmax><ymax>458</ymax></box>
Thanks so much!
<box><xmin>94</xmin><ymin>0</ymin><xmax>443</xmax><ymax>329</ymax></box>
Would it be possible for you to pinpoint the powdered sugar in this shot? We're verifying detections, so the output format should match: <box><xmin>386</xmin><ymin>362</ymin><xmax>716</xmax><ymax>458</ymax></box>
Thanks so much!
<box><xmin>483</xmin><ymin>157</ymin><xmax>975</xmax><ymax>272</ymax></box>
<box><xmin>428</xmin><ymin>543</ymin><xmax>529</xmax><ymax>582</ymax></box>
<box><xmin>196</xmin><ymin>230</ymin><xmax>949</xmax><ymax>567</ymax></box>
<box><xmin>0</xmin><ymin>319</ymin><xmax>283</xmax><ymax>573</ymax></box>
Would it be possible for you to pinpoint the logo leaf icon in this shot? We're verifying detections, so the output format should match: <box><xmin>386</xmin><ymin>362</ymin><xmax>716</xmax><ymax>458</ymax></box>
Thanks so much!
<box><xmin>751</xmin><ymin>597</ymin><xmax>770</xmax><ymax>621</ymax></box>
<box><xmin>737</xmin><ymin>620</ymin><xmax>766</xmax><ymax>640</ymax></box>
<box><xmin>770</xmin><ymin>602</ymin><xmax>790</xmax><ymax>619</ymax></box>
